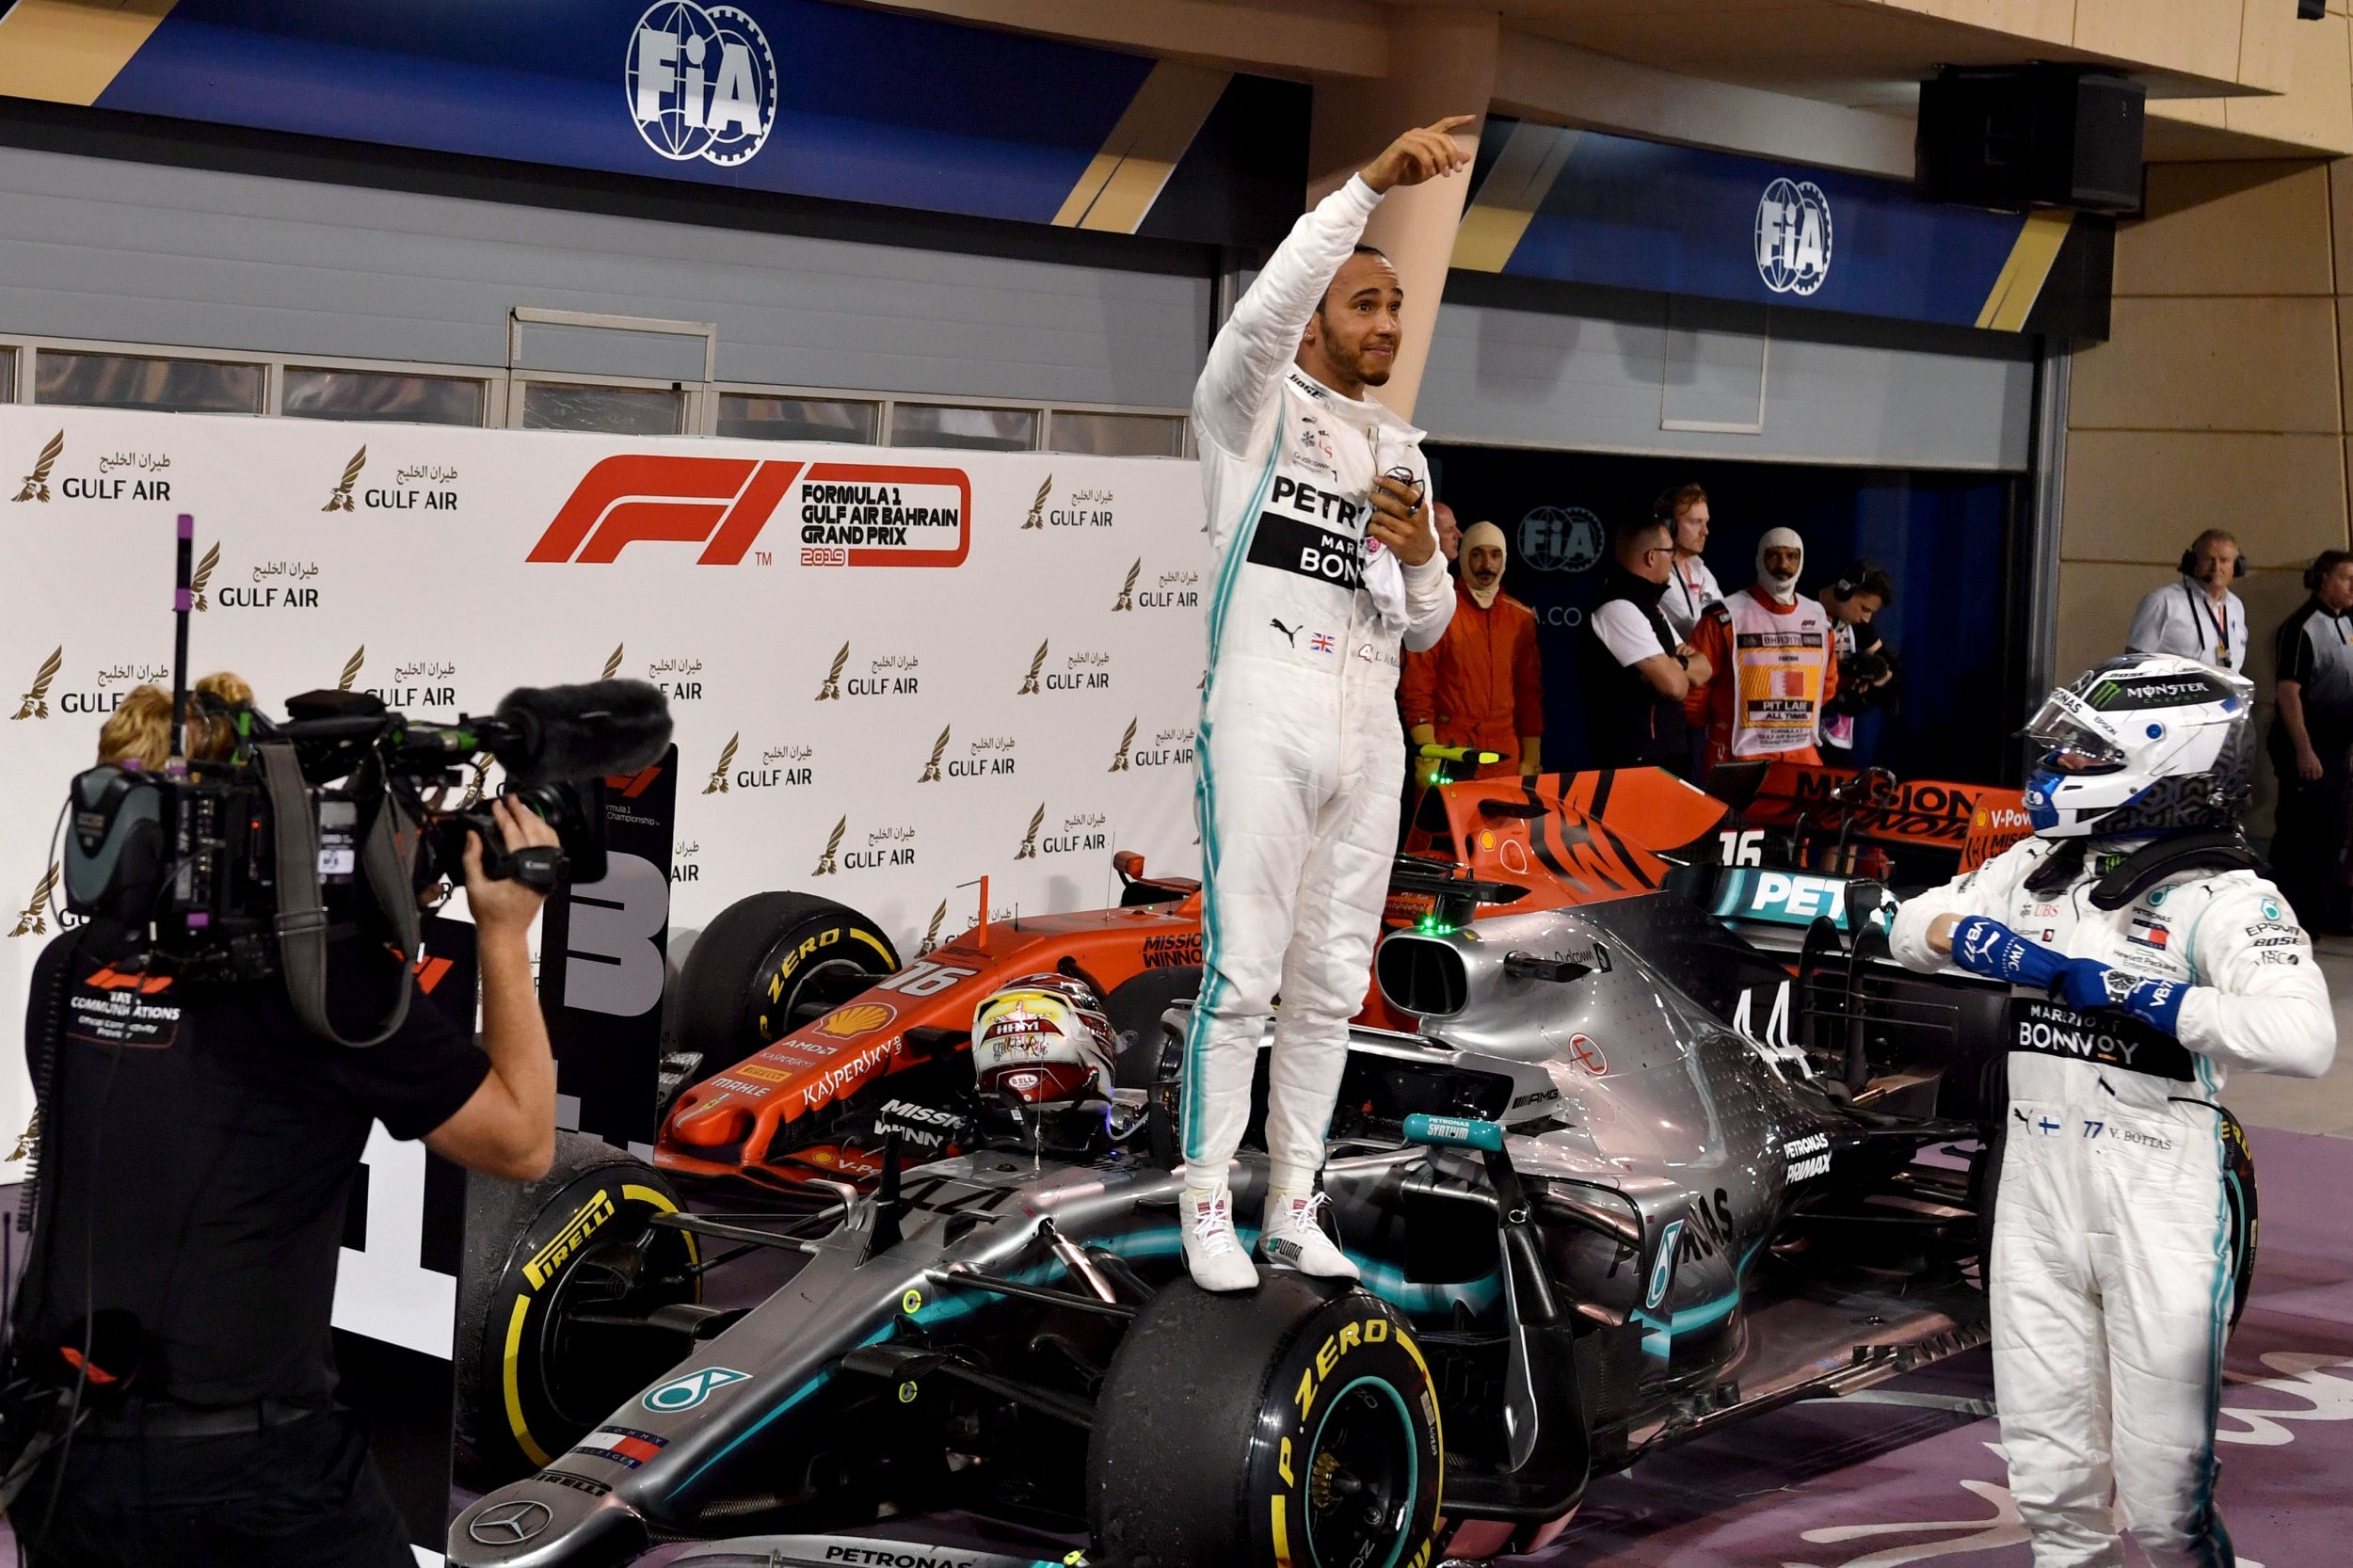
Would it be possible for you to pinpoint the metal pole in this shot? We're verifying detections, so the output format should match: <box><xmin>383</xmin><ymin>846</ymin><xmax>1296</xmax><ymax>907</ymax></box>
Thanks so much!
<box><xmin>168</xmin><ymin>512</ymin><xmax>194</xmax><ymax>775</ymax></box>
<box><xmin>2024</xmin><ymin>339</ymin><xmax>2071</xmax><ymax>711</ymax></box>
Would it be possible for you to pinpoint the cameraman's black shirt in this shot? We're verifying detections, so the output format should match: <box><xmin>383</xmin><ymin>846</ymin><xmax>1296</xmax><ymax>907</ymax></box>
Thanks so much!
<box><xmin>18</xmin><ymin>934</ymin><xmax>488</xmax><ymax>1406</ymax></box>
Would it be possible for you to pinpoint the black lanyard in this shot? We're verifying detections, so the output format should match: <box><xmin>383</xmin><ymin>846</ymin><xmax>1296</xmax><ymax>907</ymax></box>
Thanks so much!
<box><xmin>1675</xmin><ymin>561</ymin><xmax>1704</xmax><ymax>618</ymax></box>
<box><xmin>2183</xmin><ymin>581</ymin><xmax>2231</xmax><ymax>660</ymax></box>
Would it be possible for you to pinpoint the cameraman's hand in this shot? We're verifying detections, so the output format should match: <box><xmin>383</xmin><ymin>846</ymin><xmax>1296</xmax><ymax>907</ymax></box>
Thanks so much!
<box><xmin>464</xmin><ymin>797</ymin><xmax>559</xmax><ymax>939</ymax></box>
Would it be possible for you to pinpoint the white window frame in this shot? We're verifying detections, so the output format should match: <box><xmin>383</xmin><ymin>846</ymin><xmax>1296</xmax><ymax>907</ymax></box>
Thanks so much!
<box><xmin>507</xmin><ymin>308</ymin><xmax>717</xmax><ymax>434</ymax></box>
<box><xmin>0</xmin><ymin>331</ymin><xmax>1190</xmax><ymax>451</ymax></box>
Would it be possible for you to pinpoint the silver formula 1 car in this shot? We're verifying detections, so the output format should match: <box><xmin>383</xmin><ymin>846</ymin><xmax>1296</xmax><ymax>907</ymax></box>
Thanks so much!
<box><xmin>445</xmin><ymin>765</ymin><xmax>2256</xmax><ymax>1568</ymax></box>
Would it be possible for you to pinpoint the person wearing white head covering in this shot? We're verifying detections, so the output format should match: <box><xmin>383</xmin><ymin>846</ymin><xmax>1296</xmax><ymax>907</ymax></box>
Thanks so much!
<box><xmin>1682</xmin><ymin>525</ymin><xmax>1839</xmax><ymax>775</ymax></box>
<box><xmin>1401</xmin><ymin>520</ymin><xmax>1544</xmax><ymax>782</ymax></box>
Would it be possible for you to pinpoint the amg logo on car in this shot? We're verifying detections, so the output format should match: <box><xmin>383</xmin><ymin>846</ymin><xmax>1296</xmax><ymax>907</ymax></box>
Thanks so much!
<box><xmin>524</xmin><ymin>1191</ymin><xmax>616</xmax><ymax>1289</ymax></box>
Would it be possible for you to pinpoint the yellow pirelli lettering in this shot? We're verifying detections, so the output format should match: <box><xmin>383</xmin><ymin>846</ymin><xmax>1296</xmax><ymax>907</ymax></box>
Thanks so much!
<box><xmin>1339</xmin><ymin>1321</ymin><xmax>1362</xmax><ymax>1354</ymax></box>
<box><xmin>1316</xmin><ymin>1335</ymin><xmax>1339</xmax><ymax>1379</ymax></box>
<box><xmin>1365</xmin><ymin>1318</ymin><xmax>1388</xmax><ymax>1344</ymax></box>
<box><xmin>1278</xmin><ymin>1435</ymin><xmax>1294</xmax><ymax>1487</ymax></box>
<box><xmin>523</xmin><ymin>1191</ymin><xmax>616</xmax><ymax>1289</ymax></box>
<box><xmin>1294</xmin><ymin>1366</ymin><xmax>1317</xmax><ymax>1418</ymax></box>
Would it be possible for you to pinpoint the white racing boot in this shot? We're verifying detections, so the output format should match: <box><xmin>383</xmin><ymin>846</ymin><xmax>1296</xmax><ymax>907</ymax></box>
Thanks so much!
<box><xmin>1260</xmin><ymin>1189</ymin><xmax>1359</xmax><ymax>1281</ymax></box>
<box><xmin>1180</xmin><ymin>1187</ymin><xmax>1259</xmax><ymax>1292</ymax></box>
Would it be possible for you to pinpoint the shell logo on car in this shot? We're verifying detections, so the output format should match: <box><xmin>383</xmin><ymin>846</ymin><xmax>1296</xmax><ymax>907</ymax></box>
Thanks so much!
<box><xmin>815</xmin><ymin>1002</ymin><xmax>897</xmax><ymax>1039</ymax></box>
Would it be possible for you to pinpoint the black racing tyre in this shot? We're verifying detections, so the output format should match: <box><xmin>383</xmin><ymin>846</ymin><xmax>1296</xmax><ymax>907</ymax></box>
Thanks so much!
<box><xmin>670</xmin><ymin>891</ymin><xmax>899</xmax><ymax>1098</ymax></box>
<box><xmin>1107</xmin><ymin>964</ymin><xmax>1200</xmax><ymax>1089</ymax></box>
<box><xmin>453</xmin><ymin>1133</ymin><xmax>700</xmax><ymax>1487</ymax></box>
<box><xmin>1088</xmin><ymin>1274</ymin><xmax>1443</xmax><ymax>1568</ymax></box>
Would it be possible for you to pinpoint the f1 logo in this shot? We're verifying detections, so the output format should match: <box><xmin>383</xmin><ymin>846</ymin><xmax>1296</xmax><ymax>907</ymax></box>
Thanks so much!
<box><xmin>528</xmin><ymin>456</ymin><xmax>803</xmax><ymax>565</ymax></box>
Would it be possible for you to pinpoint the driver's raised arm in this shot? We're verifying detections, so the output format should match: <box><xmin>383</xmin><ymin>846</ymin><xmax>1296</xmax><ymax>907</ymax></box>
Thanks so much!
<box><xmin>1192</xmin><ymin>180</ymin><xmax>1384</xmax><ymax>457</ymax></box>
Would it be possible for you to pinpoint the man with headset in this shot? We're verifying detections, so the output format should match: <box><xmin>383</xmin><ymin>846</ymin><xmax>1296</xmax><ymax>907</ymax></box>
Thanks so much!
<box><xmin>2270</xmin><ymin>549</ymin><xmax>2353</xmax><ymax>930</ymax></box>
<box><xmin>13</xmin><ymin>680</ymin><xmax>563</xmax><ymax>1568</ymax></box>
<box><xmin>2127</xmin><ymin>529</ymin><xmax>2249</xmax><ymax>673</ymax></box>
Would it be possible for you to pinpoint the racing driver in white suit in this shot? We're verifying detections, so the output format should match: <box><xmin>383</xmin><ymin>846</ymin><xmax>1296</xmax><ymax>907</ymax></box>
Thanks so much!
<box><xmin>1178</xmin><ymin>117</ymin><xmax>1473</xmax><ymax>1291</ymax></box>
<box><xmin>1891</xmin><ymin>653</ymin><xmax>2334</xmax><ymax>1566</ymax></box>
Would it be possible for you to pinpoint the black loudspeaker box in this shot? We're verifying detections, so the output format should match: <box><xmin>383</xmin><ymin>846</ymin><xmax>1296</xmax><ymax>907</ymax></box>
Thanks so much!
<box><xmin>1916</xmin><ymin>66</ymin><xmax>2145</xmax><ymax>214</ymax></box>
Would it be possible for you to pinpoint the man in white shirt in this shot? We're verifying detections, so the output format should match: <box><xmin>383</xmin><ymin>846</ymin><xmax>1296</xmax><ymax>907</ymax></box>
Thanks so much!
<box><xmin>2125</xmin><ymin>529</ymin><xmax>2248</xmax><ymax>673</ymax></box>
<box><xmin>1578</xmin><ymin>516</ymin><xmax>1711</xmax><ymax>773</ymax></box>
<box><xmin>1656</xmin><ymin>481</ymin><xmax>1723</xmax><ymax>644</ymax></box>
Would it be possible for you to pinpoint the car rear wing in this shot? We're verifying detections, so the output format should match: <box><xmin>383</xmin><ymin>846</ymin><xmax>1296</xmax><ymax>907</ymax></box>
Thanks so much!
<box><xmin>1714</xmin><ymin>761</ymin><xmax>2029</xmax><ymax>873</ymax></box>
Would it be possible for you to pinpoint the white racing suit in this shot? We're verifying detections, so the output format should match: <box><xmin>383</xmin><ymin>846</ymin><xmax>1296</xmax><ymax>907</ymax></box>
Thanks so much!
<box><xmin>1183</xmin><ymin>174</ymin><xmax>1453</xmax><ymax>1185</ymax></box>
<box><xmin>1891</xmin><ymin>837</ymin><xmax>2334</xmax><ymax>1566</ymax></box>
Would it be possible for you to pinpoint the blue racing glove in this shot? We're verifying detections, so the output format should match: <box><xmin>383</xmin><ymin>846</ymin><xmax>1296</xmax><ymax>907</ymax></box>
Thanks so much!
<box><xmin>1947</xmin><ymin>916</ymin><xmax>2067</xmax><ymax>988</ymax></box>
<box><xmin>2057</xmin><ymin>958</ymin><xmax>2187</xmax><ymax>1036</ymax></box>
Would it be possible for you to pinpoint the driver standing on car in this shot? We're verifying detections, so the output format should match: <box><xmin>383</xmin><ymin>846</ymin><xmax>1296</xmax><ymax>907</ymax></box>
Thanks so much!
<box><xmin>1180</xmin><ymin>117</ymin><xmax>1470</xmax><ymax>1292</ymax></box>
<box><xmin>13</xmin><ymin>680</ymin><xmax>566</xmax><ymax>1568</ymax></box>
<box><xmin>1889</xmin><ymin>652</ymin><xmax>2333</xmax><ymax>1568</ymax></box>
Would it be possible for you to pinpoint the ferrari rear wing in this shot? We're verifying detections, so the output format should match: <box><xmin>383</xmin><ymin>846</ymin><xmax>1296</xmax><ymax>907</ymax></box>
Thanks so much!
<box><xmin>1713</xmin><ymin>761</ymin><xmax>2029</xmax><ymax>873</ymax></box>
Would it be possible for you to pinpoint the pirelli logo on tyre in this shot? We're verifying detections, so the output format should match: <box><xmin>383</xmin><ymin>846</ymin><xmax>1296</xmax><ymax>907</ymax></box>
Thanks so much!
<box><xmin>529</xmin><ymin>456</ymin><xmax>969</xmax><ymax>569</ymax></box>
<box><xmin>524</xmin><ymin>1191</ymin><xmax>616</xmax><ymax>1289</ymax></box>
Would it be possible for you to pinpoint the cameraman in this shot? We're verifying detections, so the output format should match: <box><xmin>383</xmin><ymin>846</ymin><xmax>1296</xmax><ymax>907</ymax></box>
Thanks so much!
<box><xmin>15</xmin><ymin>680</ymin><xmax>561</xmax><ymax>1568</ymax></box>
<box><xmin>1817</xmin><ymin>560</ymin><xmax>1897</xmax><ymax>762</ymax></box>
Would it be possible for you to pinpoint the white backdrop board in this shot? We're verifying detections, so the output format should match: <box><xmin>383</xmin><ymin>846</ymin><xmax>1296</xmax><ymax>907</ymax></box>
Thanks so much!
<box><xmin>0</xmin><ymin>407</ymin><xmax>1211</xmax><ymax>1154</ymax></box>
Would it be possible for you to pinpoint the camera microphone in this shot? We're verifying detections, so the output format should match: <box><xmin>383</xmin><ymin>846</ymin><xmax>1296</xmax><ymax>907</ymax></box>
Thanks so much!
<box><xmin>489</xmin><ymin>680</ymin><xmax>673</xmax><ymax>787</ymax></box>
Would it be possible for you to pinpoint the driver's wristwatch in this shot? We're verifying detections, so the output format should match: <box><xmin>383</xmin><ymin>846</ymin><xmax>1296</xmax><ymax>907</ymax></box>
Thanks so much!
<box><xmin>2101</xmin><ymin>968</ymin><xmax>2139</xmax><ymax>1007</ymax></box>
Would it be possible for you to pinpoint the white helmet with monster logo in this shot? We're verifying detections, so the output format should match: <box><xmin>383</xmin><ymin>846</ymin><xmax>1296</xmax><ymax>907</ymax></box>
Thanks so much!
<box><xmin>971</xmin><ymin>973</ymin><xmax>1114</xmax><ymax>1106</ymax></box>
<box><xmin>2020</xmin><ymin>654</ymin><xmax>2255</xmax><ymax>839</ymax></box>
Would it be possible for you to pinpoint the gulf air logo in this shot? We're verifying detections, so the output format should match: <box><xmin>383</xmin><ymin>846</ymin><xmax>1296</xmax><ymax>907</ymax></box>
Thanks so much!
<box><xmin>529</xmin><ymin>457</ymin><xmax>971</xmax><ymax>568</ymax></box>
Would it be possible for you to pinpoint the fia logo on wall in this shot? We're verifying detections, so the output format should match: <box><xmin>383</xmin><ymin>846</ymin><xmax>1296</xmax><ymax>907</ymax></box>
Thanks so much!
<box><xmin>1755</xmin><ymin>177</ymin><xmax>1833</xmax><ymax>296</ymax></box>
<box><xmin>1518</xmin><ymin>506</ymin><xmax>1604</xmax><ymax>573</ymax></box>
<box><xmin>625</xmin><ymin>3</ymin><xmax>777</xmax><ymax>168</ymax></box>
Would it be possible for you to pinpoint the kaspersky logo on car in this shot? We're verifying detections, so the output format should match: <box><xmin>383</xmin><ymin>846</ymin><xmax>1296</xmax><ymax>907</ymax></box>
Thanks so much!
<box><xmin>528</xmin><ymin>457</ymin><xmax>969</xmax><ymax>568</ymax></box>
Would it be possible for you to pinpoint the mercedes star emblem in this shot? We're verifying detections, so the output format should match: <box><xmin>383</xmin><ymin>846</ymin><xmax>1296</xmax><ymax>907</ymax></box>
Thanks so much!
<box><xmin>468</xmin><ymin>1499</ymin><xmax>554</xmax><ymax>1544</ymax></box>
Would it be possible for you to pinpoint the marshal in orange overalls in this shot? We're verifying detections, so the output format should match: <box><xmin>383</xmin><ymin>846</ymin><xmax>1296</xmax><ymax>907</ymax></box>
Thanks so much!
<box><xmin>1400</xmin><ymin>582</ymin><xmax>1545</xmax><ymax>778</ymax></box>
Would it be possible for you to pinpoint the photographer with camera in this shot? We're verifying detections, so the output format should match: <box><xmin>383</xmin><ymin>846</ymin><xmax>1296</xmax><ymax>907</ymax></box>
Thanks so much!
<box><xmin>9</xmin><ymin>676</ymin><xmax>575</xmax><ymax>1568</ymax></box>
<box><xmin>1817</xmin><ymin>560</ymin><xmax>1898</xmax><ymax>762</ymax></box>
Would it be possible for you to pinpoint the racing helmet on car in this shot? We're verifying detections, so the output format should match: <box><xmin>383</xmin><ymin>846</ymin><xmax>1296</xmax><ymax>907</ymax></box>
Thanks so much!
<box><xmin>971</xmin><ymin>974</ymin><xmax>1114</xmax><ymax>1106</ymax></box>
<box><xmin>2020</xmin><ymin>654</ymin><xmax>2255</xmax><ymax>839</ymax></box>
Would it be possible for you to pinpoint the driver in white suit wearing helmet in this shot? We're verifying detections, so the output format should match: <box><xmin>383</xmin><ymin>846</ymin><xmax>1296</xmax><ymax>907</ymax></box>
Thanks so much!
<box><xmin>1890</xmin><ymin>653</ymin><xmax>2334</xmax><ymax>1567</ymax></box>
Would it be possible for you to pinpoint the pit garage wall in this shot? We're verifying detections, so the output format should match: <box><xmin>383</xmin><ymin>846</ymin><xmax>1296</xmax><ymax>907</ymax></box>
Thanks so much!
<box><xmin>2059</xmin><ymin>160</ymin><xmax>2353</xmax><ymax>829</ymax></box>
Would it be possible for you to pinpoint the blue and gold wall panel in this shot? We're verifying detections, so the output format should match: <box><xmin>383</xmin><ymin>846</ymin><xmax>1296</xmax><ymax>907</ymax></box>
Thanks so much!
<box><xmin>0</xmin><ymin>0</ymin><xmax>1307</xmax><ymax>247</ymax></box>
<box><xmin>1452</xmin><ymin>118</ymin><xmax>2111</xmax><ymax>339</ymax></box>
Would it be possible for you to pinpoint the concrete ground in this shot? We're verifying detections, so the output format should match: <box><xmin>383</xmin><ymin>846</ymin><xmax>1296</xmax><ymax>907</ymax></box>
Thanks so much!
<box><xmin>2205</xmin><ymin>937</ymin><xmax>2353</xmax><ymax>1137</ymax></box>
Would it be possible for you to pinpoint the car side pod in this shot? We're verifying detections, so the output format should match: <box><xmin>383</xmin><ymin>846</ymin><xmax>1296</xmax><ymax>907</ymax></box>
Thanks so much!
<box><xmin>1401</xmin><ymin>1114</ymin><xmax>1593</xmax><ymax>1522</ymax></box>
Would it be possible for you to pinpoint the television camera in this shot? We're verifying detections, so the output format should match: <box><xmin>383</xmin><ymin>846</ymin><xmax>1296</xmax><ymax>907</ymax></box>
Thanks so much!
<box><xmin>54</xmin><ymin>516</ymin><xmax>671</xmax><ymax>1046</ymax></box>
